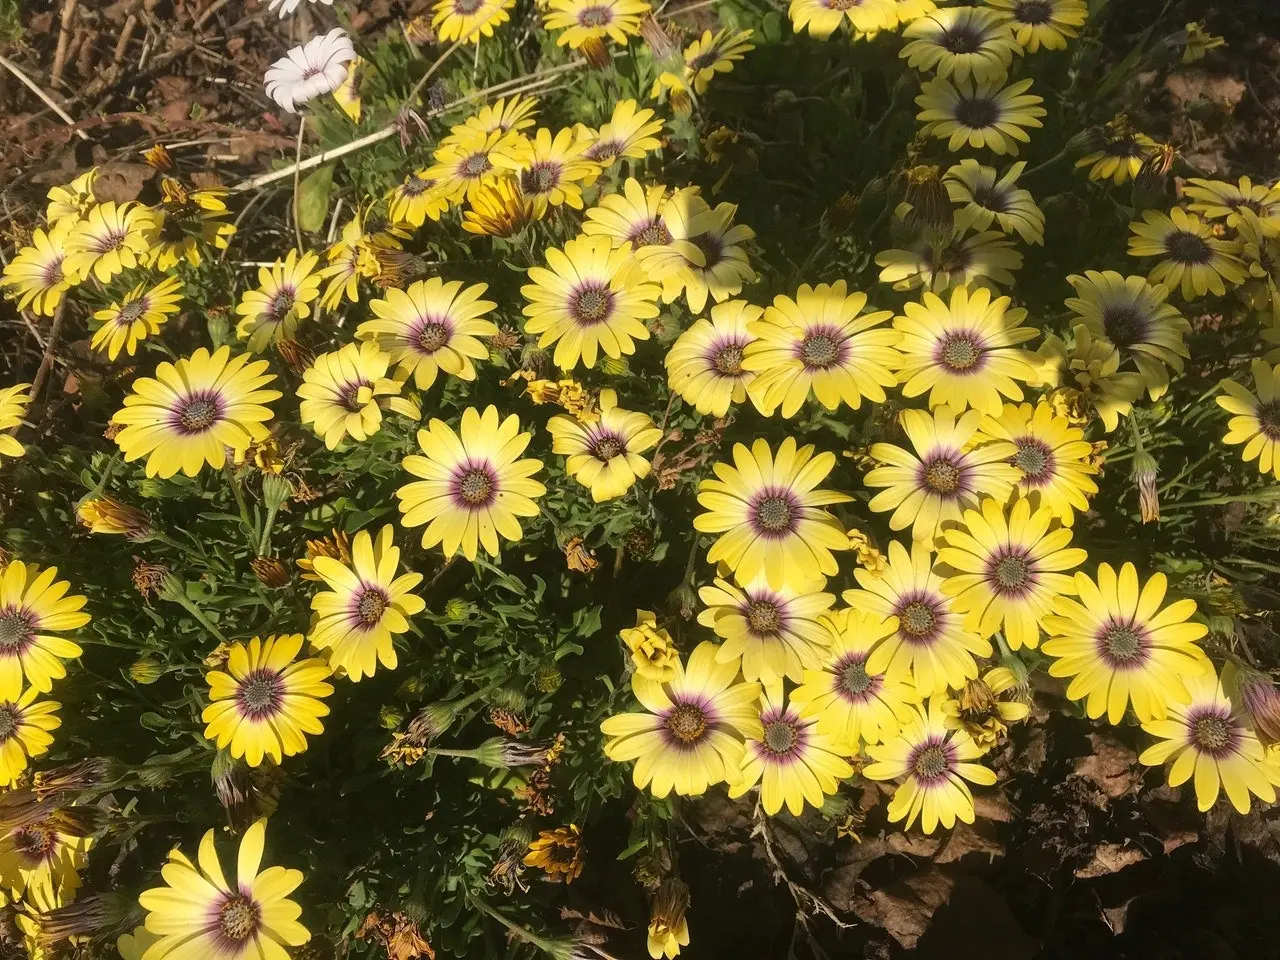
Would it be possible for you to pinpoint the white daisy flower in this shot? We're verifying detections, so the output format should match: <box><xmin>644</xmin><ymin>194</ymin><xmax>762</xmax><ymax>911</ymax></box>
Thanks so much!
<box><xmin>264</xmin><ymin>28</ymin><xmax>356</xmax><ymax>114</ymax></box>
<box><xmin>268</xmin><ymin>0</ymin><xmax>334</xmax><ymax>17</ymax></box>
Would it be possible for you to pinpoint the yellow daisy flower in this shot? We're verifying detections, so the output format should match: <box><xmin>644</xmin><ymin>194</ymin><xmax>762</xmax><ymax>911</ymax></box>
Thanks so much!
<box><xmin>694</xmin><ymin>437</ymin><xmax>851</xmax><ymax>590</ymax></box>
<box><xmin>1127</xmin><ymin>208</ymin><xmax>1247</xmax><ymax>300</ymax></box>
<box><xmin>202</xmin><ymin>634</ymin><xmax>333</xmax><ymax>766</ymax></box>
<box><xmin>844</xmin><ymin>540</ymin><xmax>991</xmax><ymax>697</ymax></box>
<box><xmin>0</xmin><ymin>686</ymin><xmax>61</xmax><ymax>787</ymax></box>
<box><xmin>116</xmin><ymin>925</ymin><xmax>160</xmax><ymax>960</ymax></box>
<box><xmin>635</xmin><ymin>190</ymin><xmax>756</xmax><ymax>314</ymax></box>
<box><xmin>888</xmin><ymin>0</ymin><xmax>938</xmax><ymax>27</ymax></box>
<box><xmin>942</xmin><ymin>667</ymin><xmax>1030</xmax><ymax>745</ymax></box>
<box><xmin>0</xmin><ymin>218</ymin><xmax>79</xmax><ymax>317</ymax></box>
<box><xmin>521</xmin><ymin>234</ymin><xmax>661</xmax><ymax>371</ymax></box>
<box><xmin>620</xmin><ymin>610</ymin><xmax>680</xmax><ymax>683</ymax></box>
<box><xmin>1040</xmin><ymin>324</ymin><xmax>1145</xmax><ymax>432</ymax></box>
<box><xmin>432</xmin><ymin>0</ymin><xmax>516</xmax><ymax>42</ymax></box>
<box><xmin>577</xmin><ymin>99</ymin><xmax>664</xmax><ymax>166</ymax></box>
<box><xmin>492</xmin><ymin>126</ymin><xmax>600</xmax><ymax>217</ymax></box>
<box><xmin>788</xmin><ymin>0</ymin><xmax>894</xmax><ymax>40</ymax></box>
<box><xmin>1217</xmin><ymin>358</ymin><xmax>1280</xmax><ymax>479</ymax></box>
<box><xmin>548</xmin><ymin>389</ymin><xmax>661</xmax><ymax>502</ymax></box>
<box><xmin>583</xmin><ymin>178</ymin><xmax>673</xmax><ymax>250</ymax></box>
<box><xmin>864</xmin><ymin>697</ymin><xmax>997</xmax><ymax>833</ymax></box>
<box><xmin>523</xmin><ymin>825</ymin><xmax>583</xmax><ymax>883</ymax></box>
<box><xmin>111</xmin><ymin>346</ymin><xmax>280</xmax><ymax>478</ymax></box>
<box><xmin>234</xmin><ymin>249</ymin><xmax>324</xmax><ymax>353</ymax></box>
<box><xmin>424</xmin><ymin>127</ymin><xmax>526</xmax><ymax>207</ymax></box>
<box><xmin>697</xmin><ymin>572</ymin><xmax>835</xmax><ymax>684</ymax></box>
<box><xmin>461</xmin><ymin>177</ymin><xmax>537</xmax><ymax>237</ymax></box>
<box><xmin>937</xmin><ymin>495</ymin><xmax>1087</xmax><ymax>651</ymax></box>
<box><xmin>791</xmin><ymin>608</ymin><xmax>919</xmax><ymax>748</ymax></box>
<box><xmin>62</xmin><ymin>201</ymin><xmax>154</xmax><ymax>282</ymax></box>
<box><xmin>397</xmin><ymin>406</ymin><xmax>546</xmax><ymax>559</ymax></box>
<box><xmin>665</xmin><ymin>299</ymin><xmax>762</xmax><ymax>417</ymax></box>
<box><xmin>1140</xmin><ymin>664</ymin><xmax>1278</xmax><ymax>814</ymax></box>
<box><xmin>865</xmin><ymin>407</ymin><xmax>1019</xmax><ymax>542</ymax></box>
<box><xmin>1184</xmin><ymin>176</ymin><xmax>1280</xmax><ymax>233</ymax></box>
<box><xmin>318</xmin><ymin>213</ymin><xmax>407</xmax><ymax>310</ymax></box>
<box><xmin>138</xmin><ymin>820</ymin><xmax>310</xmax><ymax>960</ymax></box>
<box><xmin>876</xmin><ymin>226</ymin><xmax>1023</xmax><ymax>293</ymax></box>
<box><xmin>944</xmin><ymin>159</ymin><xmax>1045</xmax><ymax>245</ymax></box>
<box><xmin>44</xmin><ymin>168</ymin><xmax>97</xmax><ymax>223</ymax></box>
<box><xmin>0</xmin><ymin>816</ymin><xmax>93</xmax><ymax>905</ymax></box>
<box><xmin>743</xmin><ymin>280</ymin><xmax>902</xmax><ymax>418</ymax></box>
<box><xmin>682</xmin><ymin>28</ymin><xmax>755</xmax><ymax>94</ymax></box>
<box><xmin>90</xmin><ymin>275</ymin><xmax>183</xmax><ymax>361</ymax></box>
<box><xmin>915</xmin><ymin>75</ymin><xmax>1046</xmax><ymax>155</ymax></box>
<box><xmin>727</xmin><ymin>687</ymin><xmax>854</xmax><ymax>816</ymax></box>
<box><xmin>1075</xmin><ymin>119</ymin><xmax>1157</xmax><ymax>185</ymax></box>
<box><xmin>359</xmin><ymin>278</ymin><xmax>498</xmax><ymax>390</ymax></box>
<box><xmin>297</xmin><ymin>342</ymin><xmax>401</xmax><ymax>450</ymax></box>
<box><xmin>975</xmin><ymin>401</ymin><xmax>1100</xmax><ymax>525</ymax></box>
<box><xmin>600</xmin><ymin>641</ymin><xmax>762</xmax><ymax>798</ymax></box>
<box><xmin>147</xmin><ymin>180</ymin><xmax>236</xmax><ymax>270</ymax></box>
<box><xmin>986</xmin><ymin>0</ymin><xmax>1087</xmax><ymax>51</ymax></box>
<box><xmin>1064</xmin><ymin>270</ymin><xmax>1189</xmax><ymax>399</ymax></box>
<box><xmin>0</xmin><ymin>561</ymin><xmax>88</xmax><ymax>700</ymax></box>
<box><xmin>461</xmin><ymin>93</ymin><xmax>540</xmax><ymax>136</ymax></box>
<box><xmin>543</xmin><ymin>0</ymin><xmax>651</xmax><ymax>67</ymax></box>
<box><xmin>309</xmin><ymin>525</ymin><xmax>426</xmax><ymax>681</ymax></box>
<box><xmin>387</xmin><ymin>170</ymin><xmax>450</xmax><ymax>227</ymax></box>
<box><xmin>1042</xmin><ymin>562</ymin><xmax>1210</xmax><ymax>724</ymax></box>
<box><xmin>901</xmin><ymin>6</ymin><xmax>1022</xmax><ymax>83</ymax></box>
<box><xmin>893</xmin><ymin>284</ymin><xmax>1042</xmax><ymax>416</ymax></box>
<box><xmin>0</xmin><ymin>384</ymin><xmax>32</xmax><ymax>465</ymax></box>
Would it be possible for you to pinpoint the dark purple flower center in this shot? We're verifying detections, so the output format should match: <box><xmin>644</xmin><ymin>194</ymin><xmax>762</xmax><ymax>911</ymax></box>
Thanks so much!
<box><xmin>837</xmin><ymin>656</ymin><xmax>874</xmax><ymax>698</ymax></box>
<box><xmin>116</xmin><ymin>297</ymin><xmax>148</xmax><ymax>325</ymax></box>
<box><xmin>402</xmin><ymin>175</ymin><xmax>433</xmax><ymax>196</ymax></box>
<box><xmin>416</xmin><ymin>319</ymin><xmax>451</xmax><ymax>353</ymax></box>
<box><xmin>746</xmin><ymin>598</ymin><xmax>783</xmax><ymax>635</ymax></box>
<box><xmin>938</xmin><ymin>332</ymin><xmax>982</xmax><ymax>372</ymax></box>
<box><xmin>1099</xmin><ymin>621</ymin><xmax>1147</xmax><ymax>667</ymax></box>
<box><xmin>751</xmin><ymin>490</ymin><xmax>799</xmax><ymax>536</ymax></box>
<box><xmin>1164</xmin><ymin>230</ymin><xmax>1211</xmax><ymax>265</ymax></box>
<box><xmin>0</xmin><ymin>609</ymin><xmax>34</xmax><ymax>655</ymax></box>
<box><xmin>989</xmin><ymin>550</ymin><xmax>1034</xmax><ymax>595</ymax></box>
<box><xmin>461</xmin><ymin>153</ymin><xmax>491</xmax><ymax>178</ymax></box>
<box><xmin>1014</xmin><ymin>438</ymin><xmax>1054</xmax><ymax>483</ymax></box>
<box><xmin>176</xmin><ymin>395</ymin><xmax>222</xmax><ymax>434</ymax></box>
<box><xmin>1257</xmin><ymin>401</ymin><xmax>1280</xmax><ymax>440</ymax></box>
<box><xmin>910</xmin><ymin>740</ymin><xmax>952</xmax><ymax>783</ymax></box>
<box><xmin>922</xmin><ymin>455</ymin><xmax>964</xmax><ymax>496</ymax></box>
<box><xmin>577</xmin><ymin>5</ymin><xmax>612</xmax><ymax>26</ymax></box>
<box><xmin>972</xmin><ymin>185</ymin><xmax>1010</xmax><ymax>213</ymax></box>
<box><xmin>762</xmin><ymin>718</ymin><xmax>800</xmax><ymax>756</ymax></box>
<box><xmin>1014</xmin><ymin>0</ymin><xmax>1052</xmax><ymax>24</ymax></box>
<box><xmin>455</xmin><ymin>465</ymin><xmax>497</xmax><ymax>507</ymax></box>
<box><xmin>1191</xmin><ymin>712</ymin><xmax>1235</xmax><ymax>757</ymax></box>
<box><xmin>356</xmin><ymin>587</ymin><xmax>389</xmax><ymax>626</ymax></box>
<box><xmin>630</xmin><ymin>219</ymin><xmax>673</xmax><ymax>247</ymax></box>
<box><xmin>954</xmin><ymin>96</ymin><xmax>1000</xmax><ymax>129</ymax></box>
<box><xmin>898</xmin><ymin>599</ymin><xmax>939</xmax><ymax>642</ymax></box>
<box><xmin>218</xmin><ymin>894</ymin><xmax>261</xmax><ymax>943</ymax></box>
<box><xmin>590</xmin><ymin>432</ymin><xmax>625</xmax><ymax>461</ymax></box>
<box><xmin>235</xmin><ymin>669</ymin><xmax>284</xmax><ymax>719</ymax></box>
<box><xmin>520</xmin><ymin>162</ymin><xmax>561</xmax><ymax>195</ymax></box>
<box><xmin>711</xmin><ymin>342</ymin><xmax>745</xmax><ymax>376</ymax></box>
<box><xmin>666</xmin><ymin>702</ymin><xmax>708</xmax><ymax>743</ymax></box>
<box><xmin>1101</xmin><ymin>305</ymin><xmax>1148</xmax><ymax>348</ymax></box>
<box><xmin>0</xmin><ymin>704</ymin><xmax>18</xmax><ymax>742</ymax></box>
<box><xmin>940</xmin><ymin>24</ymin><xmax>983</xmax><ymax>54</ymax></box>
<box><xmin>338</xmin><ymin>381</ymin><xmax>369</xmax><ymax>413</ymax></box>
<box><xmin>800</xmin><ymin>332</ymin><xmax>842</xmax><ymax>369</ymax></box>
<box><xmin>267</xmin><ymin>288</ymin><xmax>296</xmax><ymax>323</ymax></box>
<box><xmin>570</xmin><ymin>284</ymin><xmax>614</xmax><ymax>326</ymax></box>
<box><xmin>689</xmin><ymin>232</ymin><xmax>724</xmax><ymax>268</ymax></box>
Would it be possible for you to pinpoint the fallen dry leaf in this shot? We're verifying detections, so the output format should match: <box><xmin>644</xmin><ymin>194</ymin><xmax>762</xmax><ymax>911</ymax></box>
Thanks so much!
<box><xmin>1072</xmin><ymin>732</ymin><xmax>1140</xmax><ymax>801</ymax></box>
<box><xmin>1073</xmin><ymin>842</ymin><xmax>1145</xmax><ymax>879</ymax></box>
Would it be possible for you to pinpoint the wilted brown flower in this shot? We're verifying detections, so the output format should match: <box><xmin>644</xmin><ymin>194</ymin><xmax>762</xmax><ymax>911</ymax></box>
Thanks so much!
<box><xmin>491</xmin><ymin>327</ymin><xmax>521</xmax><ymax>352</ymax></box>
<box><xmin>647</xmin><ymin>878</ymin><xmax>690</xmax><ymax>959</ymax></box>
<box><xmin>515</xmin><ymin>766</ymin><xmax>556</xmax><ymax>817</ymax></box>
<box><xmin>297</xmin><ymin>529</ymin><xmax>353</xmax><ymax>581</ymax></box>
<box><xmin>372</xmin><ymin>249</ymin><xmax>421</xmax><ymax>288</ymax></box>
<box><xmin>276</xmin><ymin>338</ymin><xmax>315</xmax><ymax>374</ymax></box>
<box><xmin>564</xmin><ymin>537</ymin><xmax>598</xmax><ymax>575</ymax></box>
<box><xmin>404</xmin><ymin>15</ymin><xmax>436</xmax><ymax>45</ymax></box>
<box><xmin>490</xmin><ymin>708</ymin><xmax>530</xmax><ymax>736</ymax></box>
<box><xmin>251</xmin><ymin>556</ymin><xmax>290</xmax><ymax>588</ymax></box>
<box><xmin>356</xmin><ymin>910</ymin><xmax>436</xmax><ymax>960</ymax></box>
<box><xmin>102</xmin><ymin>422</ymin><xmax>124</xmax><ymax>440</ymax></box>
<box><xmin>821</xmin><ymin>191</ymin><xmax>859</xmax><ymax>235</ymax></box>
<box><xmin>131</xmin><ymin>558</ymin><xmax>169</xmax><ymax>600</ymax></box>
<box><xmin>243</xmin><ymin>438</ymin><xmax>287</xmax><ymax>477</ymax></box>
<box><xmin>523</xmin><ymin>825</ymin><xmax>583</xmax><ymax>883</ymax></box>
<box><xmin>32</xmin><ymin>759</ymin><xmax>118</xmax><ymax>799</ymax></box>
<box><xmin>203</xmin><ymin>642</ymin><xmax>232</xmax><ymax>669</ymax></box>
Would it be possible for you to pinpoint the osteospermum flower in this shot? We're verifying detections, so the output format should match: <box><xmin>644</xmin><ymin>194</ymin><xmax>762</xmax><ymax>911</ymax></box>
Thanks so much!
<box><xmin>600</xmin><ymin>641</ymin><xmax>762</xmax><ymax>798</ymax></box>
<box><xmin>636</xmin><ymin>190</ymin><xmax>756</xmax><ymax>314</ymax></box>
<box><xmin>433</xmin><ymin>0</ymin><xmax>515</xmax><ymax>41</ymax></box>
<box><xmin>888</xmin><ymin>0</ymin><xmax>938</xmax><ymax>26</ymax></box>
<box><xmin>1184</xmin><ymin>176</ymin><xmax>1280</xmax><ymax>233</ymax></box>
<box><xmin>665</xmin><ymin>299</ymin><xmax>762</xmax><ymax>417</ymax></box>
<box><xmin>297</xmin><ymin>342</ymin><xmax>401</xmax><ymax>450</ymax></box>
<box><xmin>0</xmin><ymin>816</ymin><xmax>93</xmax><ymax>905</ymax></box>
<box><xmin>695</xmin><ymin>438</ymin><xmax>851</xmax><ymax>590</ymax></box>
<box><xmin>426</xmin><ymin>127</ymin><xmax>527</xmax><ymax>207</ymax></box>
<box><xmin>916</xmin><ymin>76</ymin><xmax>1046</xmax><ymax>156</ymax></box>
<box><xmin>111</xmin><ymin>346</ymin><xmax>280</xmax><ymax>478</ymax></box>
<box><xmin>523</xmin><ymin>825</ymin><xmax>583</xmax><ymax>883</ymax></box>
<box><xmin>148</xmin><ymin>179</ymin><xmax>236</xmax><ymax>270</ymax></box>
<box><xmin>865</xmin><ymin>407</ymin><xmax>1019</xmax><ymax>542</ymax></box>
<box><xmin>543</xmin><ymin>0</ymin><xmax>651</xmax><ymax>67</ymax></box>
<box><xmin>1075</xmin><ymin>118</ymin><xmax>1158</xmax><ymax>185</ymax></box>
<box><xmin>359</xmin><ymin>278</ymin><xmax>498</xmax><ymax>390</ymax></box>
<box><xmin>863</xmin><ymin>697</ymin><xmax>997</xmax><ymax>834</ymax></box>
<box><xmin>876</xmin><ymin>226</ymin><xmax>1023</xmax><ymax>293</ymax></box>
<box><xmin>1140</xmin><ymin>665</ymin><xmax>1278</xmax><ymax>814</ymax></box>
<box><xmin>202</xmin><ymin>634</ymin><xmax>333</xmax><ymax>767</ymax></box>
<box><xmin>791</xmin><ymin>609</ymin><xmax>919</xmax><ymax>749</ymax></box>
<box><xmin>548</xmin><ymin>389</ymin><xmax>661</xmax><ymax>502</ymax></box>
<box><xmin>682</xmin><ymin>28</ymin><xmax>755</xmax><ymax>94</ymax></box>
<box><xmin>621</xmin><ymin>610</ymin><xmax>680</xmax><ymax>682</ymax></box>
<box><xmin>579</xmin><ymin>100</ymin><xmax>664</xmax><ymax>168</ymax></box>
<box><xmin>1042</xmin><ymin>562</ymin><xmax>1210</xmax><ymax>724</ymax></box>
<box><xmin>893</xmin><ymin>284</ymin><xmax>1042</xmax><ymax>416</ymax></box>
<box><xmin>742</xmin><ymin>280</ymin><xmax>902</xmax><ymax>419</ymax></box>
<box><xmin>697</xmin><ymin>573</ymin><xmax>835</xmax><ymax>684</ymax></box>
<box><xmin>139</xmin><ymin>820</ymin><xmax>309</xmax><ymax>960</ymax></box>
<box><xmin>987</xmin><ymin>0</ymin><xmax>1087</xmax><ymax>51</ymax></box>
<box><xmin>844</xmin><ymin>540</ymin><xmax>991</xmax><ymax>697</ymax></box>
<box><xmin>387</xmin><ymin>171</ymin><xmax>450</xmax><ymax>228</ymax></box>
<box><xmin>0</xmin><ymin>562</ymin><xmax>87</xmax><ymax>701</ymax></box>
<box><xmin>461</xmin><ymin>178</ymin><xmax>536</xmax><ymax>237</ymax></box>
<box><xmin>976</xmin><ymin>401</ymin><xmax>1100</xmax><ymax>525</ymax></box>
<box><xmin>728</xmin><ymin>687</ymin><xmax>853</xmax><ymax>816</ymax></box>
<box><xmin>583</xmin><ymin>178</ymin><xmax>673</xmax><ymax>251</ymax></box>
<box><xmin>0</xmin><ymin>384</ymin><xmax>32</xmax><ymax>465</ymax></box>
<box><xmin>1217</xmin><ymin>359</ymin><xmax>1280</xmax><ymax>479</ymax></box>
<box><xmin>0</xmin><ymin>219</ymin><xmax>78</xmax><ymax>317</ymax></box>
<box><xmin>62</xmin><ymin>201</ymin><xmax>153</xmax><ymax>283</ymax></box>
<box><xmin>521</xmin><ymin>234</ymin><xmax>661</xmax><ymax>371</ymax></box>
<box><xmin>493</xmin><ymin>126</ymin><xmax>600</xmax><ymax>217</ymax></box>
<box><xmin>1044</xmin><ymin>324</ymin><xmax>1146</xmax><ymax>432</ymax></box>
<box><xmin>0</xmin><ymin>686</ymin><xmax>61</xmax><ymax>788</ymax></box>
<box><xmin>463</xmin><ymin>94</ymin><xmax>540</xmax><ymax>136</ymax></box>
<box><xmin>900</xmin><ymin>6</ymin><xmax>1022</xmax><ymax>83</ymax></box>
<box><xmin>90</xmin><ymin>275</ymin><xmax>183</xmax><ymax>360</ymax></box>
<box><xmin>45</xmin><ymin>168</ymin><xmax>97</xmax><ymax>223</ymax></box>
<box><xmin>942</xmin><ymin>667</ymin><xmax>1029</xmax><ymax>748</ymax></box>
<box><xmin>1065</xmin><ymin>270</ymin><xmax>1189</xmax><ymax>399</ymax></box>
<box><xmin>937</xmin><ymin>496</ymin><xmax>1087</xmax><ymax>650</ymax></box>
<box><xmin>264</xmin><ymin>28</ymin><xmax>356</xmax><ymax>113</ymax></box>
<box><xmin>309</xmin><ymin>525</ymin><xmax>426</xmax><ymax>681</ymax></box>
<box><xmin>1127</xmin><ymin>208</ymin><xmax>1247</xmax><ymax>301</ymax></box>
<box><xmin>788</xmin><ymin>0</ymin><xmax>894</xmax><ymax>39</ymax></box>
<box><xmin>397</xmin><ymin>406</ymin><xmax>546</xmax><ymax>559</ymax></box>
<box><xmin>944</xmin><ymin>159</ymin><xmax>1045</xmax><ymax>245</ymax></box>
<box><xmin>234</xmin><ymin>249</ymin><xmax>323</xmax><ymax>353</ymax></box>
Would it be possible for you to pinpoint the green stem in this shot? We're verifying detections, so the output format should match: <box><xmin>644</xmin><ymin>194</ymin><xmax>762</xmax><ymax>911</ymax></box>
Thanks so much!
<box><xmin>425</xmin><ymin>746</ymin><xmax>481</xmax><ymax>759</ymax></box>
<box><xmin>173</xmin><ymin>595</ymin><xmax>229</xmax><ymax>645</ymax></box>
<box><xmin>258</xmin><ymin>503</ymin><xmax>281</xmax><ymax>556</ymax></box>
<box><xmin>223</xmin><ymin>464</ymin><xmax>258</xmax><ymax>547</ymax></box>
<box><xmin>468</xmin><ymin>898</ymin><xmax>559</xmax><ymax>954</ymax></box>
<box><xmin>85</xmin><ymin>450</ymin><xmax>122</xmax><ymax>499</ymax></box>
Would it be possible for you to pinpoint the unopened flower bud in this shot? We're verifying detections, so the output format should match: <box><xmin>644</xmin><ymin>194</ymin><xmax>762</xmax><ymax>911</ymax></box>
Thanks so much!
<box><xmin>262</xmin><ymin>473</ymin><xmax>294</xmax><ymax>511</ymax></box>
<box><xmin>37</xmin><ymin>892</ymin><xmax>135</xmax><ymax>943</ymax></box>
<box><xmin>251</xmin><ymin>556</ymin><xmax>290</xmax><ymax>589</ymax></box>
<box><xmin>534</xmin><ymin>663</ymin><xmax>562</xmax><ymax>693</ymax></box>
<box><xmin>129</xmin><ymin>658</ymin><xmax>163</xmax><ymax>685</ymax></box>
<box><xmin>276</xmin><ymin>339</ymin><xmax>315</xmax><ymax>374</ymax></box>
<box><xmin>444</xmin><ymin>597</ymin><xmax>473</xmax><ymax>621</ymax></box>
<box><xmin>406</xmin><ymin>701</ymin><xmax>459</xmax><ymax>743</ymax></box>
<box><xmin>211</xmin><ymin>750</ymin><xmax>256</xmax><ymax>832</ymax></box>
<box><xmin>379</xmin><ymin>705</ymin><xmax>406</xmax><ymax>730</ymax></box>
<box><xmin>579</xmin><ymin>36</ymin><xmax>612</xmax><ymax>69</ymax></box>
<box><xmin>1230</xmin><ymin>663</ymin><xmax>1280</xmax><ymax>746</ymax></box>
<box><xmin>206</xmin><ymin>309</ymin><xmax>231</xmax><ymax>347</ymax></box>
<box><xmin>821</xmin><ymin>191</ymin><xmax>859</xmax><ymax>236</ymax></box>
<box><xmin>473</xmin><ymin>736</ymin><xmax>555</xmax><ymax>769</ymax></box>
<box><xmin>77</xmin><ymin>496</ymin><xmax>152</xmax><ymax>539</ymax></box>
<box><xmin>490</xmin><ymin>685</ymin><xmax>528</xmax><ymax>713</ymax></box>
<box><xmin>1131</xmin><ymin>448</ymin><xmax>1159</xmax><ymax>523</ymax></box>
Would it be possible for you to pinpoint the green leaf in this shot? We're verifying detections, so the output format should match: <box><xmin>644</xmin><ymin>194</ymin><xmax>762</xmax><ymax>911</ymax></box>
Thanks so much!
<box><xmin>296</xmin><ymin>165</ymin><xmax>335</xmax><ymax>234</ymax></box>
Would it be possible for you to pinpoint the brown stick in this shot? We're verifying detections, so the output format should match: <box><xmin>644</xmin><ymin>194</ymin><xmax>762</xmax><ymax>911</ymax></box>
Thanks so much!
<box><xmin>23</xmin><ymin>299</ymin><xmax>69</xmax><ymax>432</ymax></box>
<box><xmin>0</xmin><ymin>54</ymin><xmax>90</xmax><ymax>142</ymax></box>
<box><xmin>51</xmin><ymin>0</ymin><xmax>79</xmax><ymax>85</ymax></box>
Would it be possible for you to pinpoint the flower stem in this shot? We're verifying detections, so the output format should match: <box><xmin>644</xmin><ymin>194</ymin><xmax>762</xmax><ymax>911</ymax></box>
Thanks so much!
<box><xmin>292</xmin><ymin>115</ymin><xmax>306</xmax><ymax>252</ymax></box>
<box><xmin>424</xmin><ymin>746</ymin><xmax>480</xmax><ymax>759</ymax></box>
<box><xmin>84</xmin><ymin>450</ymin><xmax>122</xmax><ymax>500</ymax></box>
<box><xmin>173</xmin><ymin>595</ymin><xmax>229</xmax><ymax>646</ymax></box>
<box><xmin>468</xmin><ymin>898</ymin><xmax>559</xmax><ymax>954</ymax></box>
<box><xmin>222</xmin><ymin>464</ymin><xmax>257</xmax><ymax>547</ymax></box>
<box><xmin>258</xmin><ymin>503</ymin><xmax>281</xmax><ymax>556</ymax></box>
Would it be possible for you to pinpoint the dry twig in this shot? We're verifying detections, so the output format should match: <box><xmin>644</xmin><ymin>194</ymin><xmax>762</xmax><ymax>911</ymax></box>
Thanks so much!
<box><xmin>0</xmin><ymin>54</ymin><xmax>90</xmax><ymax>142</ymax></box>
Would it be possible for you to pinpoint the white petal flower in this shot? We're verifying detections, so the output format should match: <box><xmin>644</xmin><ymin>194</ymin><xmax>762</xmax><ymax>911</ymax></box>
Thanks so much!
<box><xmin>268</xmin><ymin>0</ymin><xmax>334</xmax><ymax>17</ymax></box>
<box><xmin>263</xmin><ymin>28</ymin><xmax>356</xmax><ymax>114</ymax></box>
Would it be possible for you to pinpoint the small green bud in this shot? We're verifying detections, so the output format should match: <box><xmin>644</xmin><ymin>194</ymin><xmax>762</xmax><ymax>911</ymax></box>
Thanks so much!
<box><xmin>534</xmin><ymin>663</ymin><xmax>563</xmax><ymax>693</ymax></box>
<box><xmin>490</xmin><ymin>685</ymin><xmax>527</xmax><ymax>712</ymax></box>
<box><xmin>444</xmin><ymin>597</ymin><xmax>473</xmax><ymax>621</ymax></box>
<box><xmin>129</xmin><ymin>658</ymin><xmax>163</xmax><ymax>685</ymax></box>
<box><xmin>262</xmin><ymin>473</ymin><xmax>294</xmax><ymax>511</ymax></box>
<box><xmin>138</xmin><ymin>478</ymin><xmax>167</xmax><ymax>499</ymax></box>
